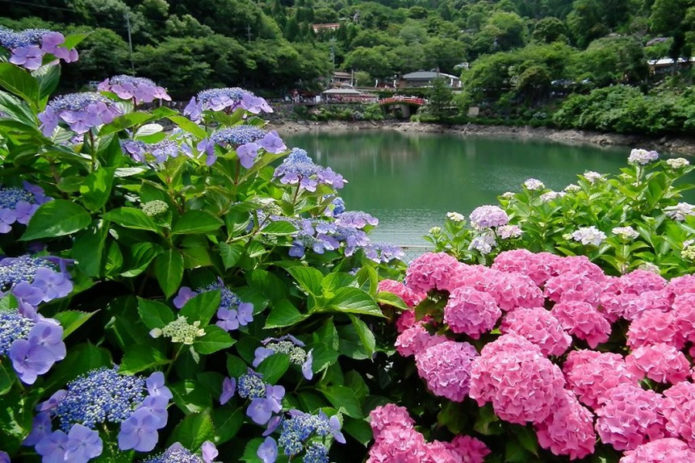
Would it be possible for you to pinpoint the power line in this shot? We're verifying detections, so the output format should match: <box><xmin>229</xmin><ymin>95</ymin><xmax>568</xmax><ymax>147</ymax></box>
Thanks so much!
<box><xmin>0</xmin><ymin>0</ymin><xmax>74</xmax><ymax>12</ymax></box>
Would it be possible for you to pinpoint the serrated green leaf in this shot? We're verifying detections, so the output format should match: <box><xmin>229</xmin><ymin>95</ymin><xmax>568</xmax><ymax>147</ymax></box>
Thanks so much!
<box><xmin>104</xmin><ymin>207</ymin><xmax>160</xmax><ymax>232</ymax></box>
<box><xmin>0</xmin><ymin>63</ymin><xmax>39</xmax><ymax>108</ymax></box>
<box><xmin>256</xmin><ymin>353</ymin><xmax>290</xmax><ymax>384</ymax></box>
<box><xmin>220</xmin><ymin>242</ymin><xmax>243</xmax><ymax>270</ymax></box>
<box><xmin>153</xmin><ymin>249</ymin><xmax>184</xmax><ymax>298</ymax></box>
<box><xmin>167</xmin><ymin>411</ymin><xmax>215</xmax><ymax>449</ymax></box>
<box><xmin>80</xmin><ymin>167</ymin><xmax>115</xmax><ymax>211</ymax></box>
<box><xmin>137</xmin><ymin>298</ymin><xmax>175</xmax><ymax>330</ymax></box>
<box><xmin>260</xmin><ymin>220</ymin><xmax>297</xmax><ymax>235</ymax></box>
<box><xmin>194</xmin><ymin>325</ymin><xmax>235</xmax><ymax>354</ymax></box>
<box><xmin>22</xmin><ymin>200</ymin><xmax>91</xmax><ymax>240</ymax></box>
<box><xmin>320</xmin><ymin>385</ymin><xmax>363</xmax><ymax>418</ymax></box>
<box><xmin>287</xmin><ymin>266</ymin><xmax>324</xmax><ymax>296</ymax></box>
<box><xmin>264</xmin><ymin>299</ymin><xmax>307</xmax><ymax>329</ymax></box>
<box><xmin>328</xmin><ymin>287</ymin><xmax>383</xmax><ymax>317</ymax></box>
<box><xmin>173</xmin><ymin>210</ymin><xmax>224</xmax><ymax>235</ymax></box>
<box><xmin>347</xmin><ymin>314</ymin><xmax>376</xmax><ymax>357</ymax></box>
<box><xmin>53</xmin><ymin>310</ymin><xmax>96</xmax><ymax>338</ymax></box>
<box><xmin>180</xmin><ymin>290</ymin><xmax>221</xmax><ymax>326</ymax></box>
<box><xmin>119</xmin><ymin>344</ymin><xmax>168</xmax><ymax>374</ymax></box>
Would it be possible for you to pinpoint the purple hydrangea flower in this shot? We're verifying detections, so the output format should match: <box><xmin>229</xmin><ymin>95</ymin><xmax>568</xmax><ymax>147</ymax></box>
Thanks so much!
<box><xmin>0</xmin><ymin>27</ymin><xmax>78</xmax><ymax>70</ymax></box>
<box><xmin>117</xmin><ymin>408</ymin><xmax>160</xmax><ymax>452</ymax></box>
<box><xmin>64</xmin><ymin>424</ymin><xmax>103</xmax><ymax>462</ymax></box>
<box><xmin>0</xmin><ymin>450</ymin><xmax>8</xmax><ymax>463</ymax></box>
<box><xmin>364</xmin><ymin>243</ymin><xmax>405</xmax><ymax>263</ymax></box>
<box><xmin>23</xmin><ymin>411</ymin><xmax>53</xmax><ymax>446</ymax></box>
<box><xmin>9</xmin><ymin>336</ymin><xmax>54</xmax><ymax>384</ymax></box>
<box><xmin>0</xmin><ymin>182</ymin><xmax>52</xmax><ymax>233</ymax></box>
<box><xmin>303</xmin><ymin>442</ymin><xmax>329</xmax><ymax>463</ymax></box>
<box><xmin>197</xmin><ymin>127</ymin><xmax>286</xmax><ymax>167</ymax></box>
<box><xmin>146</xmin><ymin>371</ymin><xmax>173</xmax><ymax>400</ymax></box>
<box><xmin>276</xmin><ymin>410</ymin><xmax>344</xmax><ymax>457</ymax></box>
<box><xmin>274</xmin><ymin>148</ymin><xmax>346</xmax><ymax>192</ymax></box>
<box><xmin>201</xmin><ymin>441</ymin><xmax>218</xmax><ymax>463</ymax></box>
<box><xmin>183</xmin><ymin>87</ymin><xmax>272</xmax><ymax>122</ymax></box>
<box><xmin>98</xmin><ymin>75</ymin><xmax>170</xmax><ymax>104</ymax></box>
<box><xmin>35</xmin><ymin>429</ymin><xmax>69</xmax><ymax>463</ymax></box>
<box><xmin>335</xmin><ymin>211</ymin><xmax>378</xmax><ymax>228</ymax></box>
<box><xmin>469</xmin><ymin>205</ymin><xmax>509</xmax><ymax>229</ymax></box>
<box><xmin>121</xmin><ymin>139</ymin><xmax>189</xmax><ymax>164</ymax></box>
<box><xmin>257</xmin><ymin>437</ymin><xmax>278</xmax><ymax>463</ymax></box>
<box><xmin>39</xmin><ymin>92</ymin><xmax>122</xmax><ymax>137</ymax></box>
<box><xmin>237</xmin><ymin>370</ymin><xmax>266</xmax><ymax>399</ymax></box>
<box><xmin>172</xmin><ymin>286</ymin><xmax>196</xmax><ymax>309</ymax></box>
<box><xmin>142</xmin><ymin>443</ymin><xmax>205</xmax><ymax>463</ymax></box>
<box><xmin>219</xmin><ymin>377</ymin><xmax>236</xmax><ymax>405</ymax></box>
<box><xmin>173</xmin><ymin>282</ymin><xmax>253</xmax><ymax>332</ymax></box>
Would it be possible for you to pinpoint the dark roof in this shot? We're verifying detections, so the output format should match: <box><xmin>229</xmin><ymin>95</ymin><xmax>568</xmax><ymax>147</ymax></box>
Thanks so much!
<box><xmin>402</xmin><ymin>71</ymin><xmax>460</xmax><ymax>81</ymax></box>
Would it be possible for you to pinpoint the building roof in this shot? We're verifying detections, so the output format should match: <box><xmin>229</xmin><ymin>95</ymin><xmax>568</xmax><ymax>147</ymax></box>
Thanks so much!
<box><xmin>322</xmin><ymin>88</ymin><xmax>362</xmax><ymax>95</ymax></box>
<box><xmin>333</xmin><ymin>71</ymin><xmax>352</xmax><ymax>78</ymax></box>
<box><xmin>402</xmin><ymin>71</ymin><xmax>460</xmax><ymax>81</ymax></box>
<box><xmin>647</xmin><ymin>57</ymin><xmax>695</xmax><ymax>66</ymax></box>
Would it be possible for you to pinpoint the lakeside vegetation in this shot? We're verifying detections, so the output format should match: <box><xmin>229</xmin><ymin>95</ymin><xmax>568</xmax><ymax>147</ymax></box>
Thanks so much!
<box><xmin>2</xmin><ymin>0</ymin><xmax>695</xmax><ymax>136</ymax></box>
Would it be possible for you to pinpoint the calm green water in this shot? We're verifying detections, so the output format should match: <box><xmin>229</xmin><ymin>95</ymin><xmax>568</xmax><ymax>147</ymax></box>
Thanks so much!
<box><xmin>285</xmin><ymin>131</ymin><xmax>631</xmax><ymax>246</ymax></box>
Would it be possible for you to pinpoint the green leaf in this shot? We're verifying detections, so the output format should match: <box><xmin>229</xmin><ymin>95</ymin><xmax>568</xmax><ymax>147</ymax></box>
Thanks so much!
<box><xmin>226</xmin><ymin>354</ymin><xmax>248</xmax><ymax>378</ymax></box>
<box><xmin>212</xmin><ymin>407</ymin><xmax>243</xmax><ymax>444</ymax></box>
<box><xmin>0</xmin><ymin>63</ymin><xmax>39</xmax><ymax>108</ymax></box>
<box><xmin>241</xmin><ymin>438</ymin><xmax>264</xmax><ymax>463</ymax></box>
<box><xmin>0</xmin><ymin>361</ymin><xmax>14</xmax><ymax>395</ymax></box>
<box><xmin>249</xmin><ymin>269</ymin><xmax>288</xmax><ymax>302</ymax></box>
<box><xmin>260</xmin><ymin>220</ymin><xmax>297</xmax><ymax>235</ymax></box>
<box><xmin>348</xmin><ymin>315</ymin><xmax>376</xmax><ymax>357</ymax></box>
<box><xmin>119</xmin><ymin>344</ymin><xmax>168</xmax><ymax>374</ymax></box>
<box><xmin>256</xmin><ymin>353</ymin><xmax>290</xmax><ymax>384</ymax></box>
<box><xmin>137</xmin><ymin>298</ymin><xmax>175</xmax><ymax>330</ymax></box>
<box><xmin>194</xmin><ymin>325</ymin><xmax>235</xmax><ymax>354</ymax></box>
<box><xmin>474</xmin><ymin>404</ymin><xmax>504</xmax><ymax>436</ymax></box>
<box><xmin>376</xmin><ymin>291</ymin><xmax>409</xmax><ymax>310</ymax></box>
<box><xmin>328</xmin><ymin>287</ymin><xmax>384</xmax><ymax>317</ymax></box>
<box><xmin>172</xmin><ymin>210</ymin><xmax>224</xmax><ymax>235</ymax></box>
<box><xmin>264</xmin><ymin>299</ymin><xmax>307</xmax><ymax>329</ymax></box>
<box><xmin>53</xmin><ymin>310</ymin><xmax>96</xmax><ymax>338</ymax></box>
<box><xmin>180</xmin><ymin>290</ymin><xmax>221</xmax><ymax>326</ymax></box>
<box><xmin>103</xmin><ymin>207</ymin><xmax>159</xmax><ymax>232</ymax></box>
<box><xmin>513</xmin><ymin>426</ymin><xmax>539</xmax><ymax>456</ymax></box>
<box><xmin>167</xmin><ymin>411</ymin><xmax>215</xmax><ymax>450</ymax></box>
<box><xmin>322</xmin><ymin>272</ymin><xmax>357</xmax><ymax>293</ymax></box>
<box><xmin>71</xmin><ymin>224</ymin><xmax>108</xmax><ymax>277</ymax></box>
<box><xmin>343</xmin><ymin>417</ymin><xmax>372</xmax><ymax>446</ymax></box>
<box><xmin>21</xmin><ymin>200</ymin><xmax>90</xmax><ymax>240</ymax></box>
<box><xmin>121</xmin><ymin>242</ymin><xmax>161</xmax><ymax>277</ymax></box>
<box><xmin>80</xmin><ymin>167</ymin><xmax>115</xmax><ymax>211</ymax></box>
<box><xmin>153</xmin><ymin>250</ymin><xmax>184</xmax><ymax>298</ymax></box>
<box><xmin>287</xmin><ymin>266</ymin><xmax>324</xmax><ymax>296</ymax></box>
<box><xmin>62</xmin><ymin>32</ymin><xmax>91</xmax><ymax>49</ymax></box>
<box><xmin>35</xmin><ymin>64</ymin><xmax>60</xmax><ymax>103</ymax></box>
<box><xmin>320</xmin><ymin>385</ymin><xmax>364</xmax><ymax>418</ymax></box>
<box><xmin>0</xmin><ymin>89</ymin><xmax>36</xmax><ymax>126</ymax></box>
<box><xmin>168</xmin><ymin>115</ymin><xmax>207</xmax><ymax>138</ymax></box>
<box><xmin>220</xmin><ymin>242</ymin><xmax>243</xmax><ymax>270</ymax></box>
<box><xmin>99</xmin><ymin>112</ymin><xmax>153</xmax><ymax>136</ymax></box>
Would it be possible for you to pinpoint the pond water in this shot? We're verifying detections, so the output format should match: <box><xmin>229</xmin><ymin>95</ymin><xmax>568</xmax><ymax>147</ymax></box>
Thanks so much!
<box><xmin>284</xmin><ymin>131</ymin><xmax>633</xmax><ymax>246</ymax></box>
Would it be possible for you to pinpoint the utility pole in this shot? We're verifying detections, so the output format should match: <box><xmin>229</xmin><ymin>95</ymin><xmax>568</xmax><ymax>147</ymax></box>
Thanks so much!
<box><xmin>247</xmin><ymin>24</ymin><xmax>252</xmax><ymax>43</ymax></box>
<box><xmin>124</xmin><ymin>12</ymin><xmax>135</xmax><ymax>75</ymax></box>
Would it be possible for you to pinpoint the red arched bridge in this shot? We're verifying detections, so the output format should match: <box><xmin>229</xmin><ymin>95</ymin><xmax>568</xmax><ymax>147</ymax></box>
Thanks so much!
<box><xmin>378</xmin><ymin>96</ymin><xmax>427</xmax><ymax>107</ymax></box>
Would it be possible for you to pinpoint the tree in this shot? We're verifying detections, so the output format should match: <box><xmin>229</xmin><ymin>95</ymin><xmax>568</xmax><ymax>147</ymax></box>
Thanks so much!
<box><xmin>426</xmin><ymin>76</ymin><xmax>454</xmax><ymax>120</ymax></box>
<box><xmin>532</xmin><ymin>17</ymin><xmax>568</xmax><ymax>43</ymax></box>
<box><xmin>567</xmin><ymin>0</ymin><xmax>609</xmax><ymax>47</ymax></box>
<box><xmin>650</xmin><ymin>0</ymin><xmax>686</xmax><ymax>34</ymax></box>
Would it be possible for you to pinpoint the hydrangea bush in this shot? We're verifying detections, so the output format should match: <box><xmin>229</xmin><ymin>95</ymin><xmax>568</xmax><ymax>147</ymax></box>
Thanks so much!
<box><xmin>0</xmin><ymin>29</ymin><xmax>407</xmax><ymax>462</ymax></box>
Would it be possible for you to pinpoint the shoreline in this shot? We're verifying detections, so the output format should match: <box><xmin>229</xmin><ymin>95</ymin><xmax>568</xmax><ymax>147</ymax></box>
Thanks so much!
<box><xmin>269</xmin><ymin>120</ymin><xmax>695</xmax><ymax>155</ymax></box>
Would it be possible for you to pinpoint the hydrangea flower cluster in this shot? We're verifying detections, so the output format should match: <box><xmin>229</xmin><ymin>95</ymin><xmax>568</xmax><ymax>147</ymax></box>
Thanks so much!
<box><xmin>183</xmin><ymin>87</ymin><xmax>272</xmax><ymax>121</ymax></box>
<box><xmin>150</xmin><ymin>315</ymin><xmax>205</xmax><ymax>344</ymax></box>
<box><xmin>0</xmin><ymin>255</ymin><xmax>73</xmax><ymax>318</ymax></box>
<box><xmin>582</xmin><ymin>171</ymin><xmax>605</xmax><ymax>183</ymax></box>
<box><xmin>142</xmin><ymin>441</ymin><xmax>218</xmax><ymax>463</ymax></box>
<box><xmin>253</xmin><ymin>335</ymin><xmax>313</xmax><ymax>380</ymax></box>
<box><xmin>173</xmin><ymin>280</ymin><xmax>253</xmax><ymax>332</ymax></box>
<box><xmin>0</xmin><ymin>310</ymin><xmax>65</xmax><ymax>384</ymax></box>
<box><xmin>367</xmin><ymin>404</ymin><xmax>490</xmax><ymax>463</ymax></box>
<box><xmin>666</xmin><ymin>157</ymin><xmax>690</xmax><ymax>169</ymax></box>
<box><xmin>664</xmin><ymin>202</ymin><xmax>695</xmax><ymax>221</ymax></box>
<box><xmin>122</xmin><ymin>139</ymin><xmax>191</xmax><ymax>164</ymax></box>
<box><xmin>0</xmin><ymin>182</ymin><xmax>51</xmax><ymax>233</ymax></box>
<box><xmin>273</xmin><ymin>148</ymin><xmax>346</xmax><ymax>191</ymax></box>
<box><xmin>570</xmin><ymin>226</ymin><xmax>607</xmax><ymax>246</ymax></box>
<box><xmin>98</xmin><ymin>75</ymin><xmax>170</xmax><ymax>104</ymax></box>
<box><xmin>197</xmin><ymin>126</ymin><xmax>286</xmax><ymax>167</ymax></box>
<box><xmin>414</xmin><ymin>340</ymin><xmax>478</xmax><ymax>402</ymax></box>
<box><xmin>25</xmin><ymin>368</ymin><xmax>171</xmax><ymax>461</ymax></box>
<box><xmin>264</xmin><ymin>409</ymin><xmax>345</xmax><ymax>462</ymax></box>
<box><xmin>468</xmin><ymin>205</ymin><xmax>509</xmax><ymax>229</ymax></box>
<box><xmin>612</xmin><ymin>226</ymin><xmax>640</xmax><ymax>240</ymax></box>
<box><xmin>620</xmin><ymin>438</ymin><xmax>695</xmax><ymax>463</ymax></box>
<box><xmin>500</xmin><ymin>307</ymin><xmax>571</xmax><ymax>356</ymax></box>
<box><xmin>39</xmin><ymin>92</ymin><xmax>122</xmax><ymax>137</ymax></box>
<box><xmin>443</xmin><ymin>286</ymin><xmax>500</xmax><ymax>339</ymax></box>
<box><xmin>523</xmin><ymin>178</ymin><xmax>545</xmax><ymax>190</ymax></box>
<box><xmin>628</xmin><ymin>148</ymin><xmax>659</xmax><ymax>165</ymax></box>
<box><xmin>0</xmin><ymin>27</ymin><xmax>78</xmax><ymax>70</ymax></box>
<box><xmin>221</xmin><ymin>369</ymin><xmax>284</xmax><ymax>426</ymax></box>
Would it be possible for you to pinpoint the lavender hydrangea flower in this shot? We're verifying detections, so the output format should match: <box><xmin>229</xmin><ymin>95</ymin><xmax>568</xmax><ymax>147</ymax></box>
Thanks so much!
<box><xmin>143</xmin><ymin>442</ymin><xmax>216</xmax><ymax>463</ymax></box>
<box><xmin>303</xmin><ymin>442</ymin><xmax>329</xmax><ymax>463</ymax></box>
<box><xmin>628</xmin><ymin>148</ymin><xmax>659</xmax><ymax>165</ymax></box>
<box><xmin>324</xmin><ymin>196</ymin><xmax>346</xmax><ymax>217</ymax></box>
<box><xmin>0</xmin><ymin>27</ymin><xmax>78</xmax><ymax>70</ymax></box>
<box><xmin>275</xmin><ymin>410</ymin><xmax>345</xmax><ymax>458</ymax></box>
<box><xmin>274</xmin><ymin>148</ymin><xmax>346</xmax><ymax>191</ymax></box>
<box><xmin>247</xmin><ymin>384</ymin><xmax>285</xmax><ymax>425</ymax></box>
<box><xmin>335</xmin><ymin>211</ymin><xmax>378</xmax><ymax>228</ymax></box>
<box><xmin>285</xmin><ymin>215</ymin><xmax>375</xmax><ymax>259</ymax></box>
<box><xmin>98</xmin><ymin>75</ymin><xmax>170</xmax><ymax>104</ymax></box>
<box><xmin>523</xmin><ymin>178</ymin><xmax>545</xmax><ymax>190</ymax></box>
<box><xmin>197</xmin><ymin>126</ymin><xmax>287</xmax><ymax>167</ymax></box>
<box><xmin>39</xmin><ymin>92</ymin><xmax>122</xmax><ymax>137</ymax></box>
<box><xmin>122</xmin><ymin>139</ymin><xmax>190</xmax><ymax>164</ymax></box>
<box><xmin>118</xmin><ymin>409</ymin><xmax>160</xmax><ymax>452</ymax></box>
<box><xmin>201</xmin><ymin>441</ymin><xmax>218</xmax><ymax>463</ymax></box>
<box><xmin>24</xmin><ymin>412</ymin><xmax>53</xmax><ymax>446</ymax></box>
<box><xmin>238</xmin><ymin>370</ymin><xmax>267</xmax><ymax>399</ymax></box>
<box><xmin>64</xmin><ymin>424</ymin><xmax>103</xmax><ymax>462</ymax></box>
<box><xmin>469</xmin><ymin>205</ymin><xmax>509</xmax><ymax>229</ymax></box>
<box><xmin>172</xmin><ymin>281</ymin><xmax>254</xmax><ymax>332</ymax></box>
<box><xmin>0</xmin><ymin>182</ymin><xmax>52</xmax><ymax>233</ymax></box>
<box><xmin>253</xmin><ymin>335</ymin><xmax>314</xmax><ymax>380</ymax></box>
<box><xmin>664</xmin><ymin>202</ymin><xmax>695</xmax><ymax>221</ymax></box>
<box><xmin>184</xmin><ymin>87</ymin><xmax>272</xmax><ymax>122</ymax></box>
<box><xmin>363</xmin><ymin>243</ymin><xmax>404</xmax><ymax>263</ymax></box>
<box><xmin>219</xmin><ymin>377</ymin><xmax>236</xmax><ymax>405</ymax></box>
<box><xmin>0</xmin><ymin>255</ymin><xmax>73</xmax><ymax>318</ymax></box>
<box><xmin>0</xmin><ymin>451</ymin><xmax>7</xmax><ymax>463</ymax></box>
<box><xmin>469</xmin><ymin>232</ymin><xmax>497</xmax><ymax>255</ymax></box>
<box><xmin>257</xmin><ymin>437</ymin><xmax>278</xmax><ymax>463</ymax></box>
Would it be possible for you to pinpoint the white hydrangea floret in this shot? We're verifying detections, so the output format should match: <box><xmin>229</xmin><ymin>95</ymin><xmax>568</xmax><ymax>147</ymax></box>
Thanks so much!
<box><xmin>523</xmin><ymin>178</ymin><xmax>545</xmax><ymax>191</ymax></box>
<box><xmin>570</xmin><ymin>226</ymin><xmax>606</xmax><ymax>246</ymax></box>
<box><xmin>628</xmin><ymin>148</ymin><xmax>659</xmax><ymax>165</ymax></box>
<box><xmin>446</xmin><ymin>212</ymin><xmax>465</xmax><ymax>222</ymax></box>
<box><xmin>664</xmin><ymin>202</ymin><xmax>695</xmax><ymax>222</ymax></box>
<box><xmin>612</xmin><ymin>226</ymin><xmax>639</xmax><ymax>240</ymax></box>
<box><xmin>666</xmin><ymin>157</ymin><xmax>690</xmax><ymax>169</ymax></box>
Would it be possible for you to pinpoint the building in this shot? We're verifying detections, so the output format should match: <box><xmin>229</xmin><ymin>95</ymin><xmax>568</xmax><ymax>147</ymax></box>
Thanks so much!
<box><xmin>332</xmin><ymin>71</ymin><xmax>354</xmax><ymax>87</ymax></box>
<box><xmin>647</xmin><ymin>57</ymin><xmax>695</xmax><ymax>74</ymax></box>
<box><xmin>398</xmin><ymin>71</ymin><xmax>462</xmax><ymax>89</ymax></box>
<box><xmin>321</xmin><ymin>87</ymin><xmax>377</xmax><ymax>103</ymax></box>
<box><xmin>311</xmin><ymin>23</ymin><xmax>340</xmax><ymax>34</ymax></box>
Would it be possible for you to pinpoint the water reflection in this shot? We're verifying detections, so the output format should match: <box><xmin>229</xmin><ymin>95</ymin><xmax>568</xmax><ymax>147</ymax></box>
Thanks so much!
<box><xmin>286</xmin><ymin>131</ymin><xmax>630</xmax><ymax>245</ymax></box>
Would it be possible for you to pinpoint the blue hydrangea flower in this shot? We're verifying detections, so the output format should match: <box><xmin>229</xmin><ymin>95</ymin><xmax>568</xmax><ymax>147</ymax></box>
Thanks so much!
<box><xmin>274</xmin><ymin>148</ymin><xmax>346</xmax><ymax>192</ymax></box>
<box><xmin>183</xmin><ymin>87</ymin><xmax>272</xmax><ymax>122</ymax></box>
<box><xmin>237</xmin><ymin>370</ymin><xmax>267</xmax><ymax>399</ymax></box>
<box><xmin>335</xmin><ymin>211</ymin><xmax>378</xmax><ymax>229</ymax></box>
<box><xmin>38</xmin><ymin>92</ymin><xmax>122</xmax><ymax>137</ymax></box>
<box><xmin>302</xmin><ymin>442</ymin><xmax>329</xmax><ymax>463</ymax></box>
<box><xmin>257</xmin><ymin>437</ymin><xmax>278</xmax><ymax>463</ymax></box>
<box><xmin>0</xmin><ymin>310</ymin><xmax>35</xmax><ymax>355</ymax></box>
<box><xmin>364</xmin><ymin>243</ymin><xmax>405</xmax><ymax>263</ymax></box>
<box><xmin>253</xmin><ymin>335</ymin><xmax>313</xmax><ymax>380</ymax></box>
<box><xmin>197</xmin><ymin>127</ymin><xmax>287</xmax><ymax>167</ymax></box>
<box><xmin>98</xmin><ymin>75</ymin><xmax>170</xmax><ymax>104</ymax></box>
<box><xmin>0</xmin><ymin>255</ymin><xmax>73</xmax><ymax>318</ymax></box>
<box><xmin>0</xmin><ymin>26</ymin><xmax>78</xmax><ymax>70</ymax></box>
<box><xmin>172</xmin><ymin>281</ymin><xmax>253</xmax><ymax>332</ymax></box>
<box><xmin>121</xmin><ymin>139</ymin><xmax>191</xmax><ymax>164</ymax></box>
<box><xmin>34</xmin><ymin>423</ymin><xmax>102</xmax><ymax>463</ymax></box>
<box><xmin>0</xmin><ymin>182</ymin><xmax>51</xmax><ymax>233</ymax></box>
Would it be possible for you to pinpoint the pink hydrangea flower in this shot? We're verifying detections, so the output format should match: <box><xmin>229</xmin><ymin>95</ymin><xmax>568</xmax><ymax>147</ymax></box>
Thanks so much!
<box><xmin>395</xmin><ymin>310</ymin><xmax>417</xmax><ymax>333</ymax></box>
<box><xmin>620</xmin><ymin>438</ymin><xmax>695</xmax><ymax>463</ymax></box>
<box><xmin>563</xmin><ymin>350</ymin><xmax>638</xmax><ymax>409</ymax></box>
<box><xmin>444</xmin><ymin>287</ymin><xmax>501</xmax><ymax>339</ymax></box>
<box><xmin>405</xmin><ymin>253</ymin><xmax>461</xmax><ymax>293</ymax></box>
<box><xmin>415</xmin><ymin>341</ymin><xmax>478</xmax><ymax>402</ymax></box>
<box><xmin>481</xmin><ymin>272</ymin><xmax>544</xmax><ymax>312</ymax></box>
<box><xmin>662</xmin><ymin>382</ymin><xmax>695</xmax><ymax>446</ymax></box>
<box><xmin>422</xmin><ymin>441</ymin><xmax>462</xmax><ymax>463</ymax></box>
<box><xmin>621</xmin><ymin>290</ymin><xmax>671</xmax><ymax>321</ymax></box>
<box><xmin>545</xmin><ymin>272</ymin><xmax>602</xmax><ymax>306</ymax></box>
<box><xmin>534</xmin><ymin>390</ymin><xmax>596</xmax><ymax>460</ymax></box>
<box><xmin>378</xmin><ymin>279</ymin><xmax>425</xmax><ymax>308</ymax></box>
<box><xmin>469</xmin><ymin>334</ymin><xmax>565</xmax><ymax>424</ymax></box>
<box><xmin>491</xmin><ymin>250</ymin><xmax>561</xmax><ymax>287</ymax></box>
<box><xmin>595</xmin><ymin>383</ymin><xmax>666</xmax><ymax>451</ymax></box>
<box><xmin>500</xmin><ymin>307</ymin><xmax>571</xmax><ymax>356</ymax></box>
<box><xmin>369</xmin><ymin>404</ymin><xmax>415</xmax><ymax>438</ymax></box>
<box><xmin>551</xmin><ymin>300</ymin><xmax>611</xmax><ymax>348</ymax></box>
<box><xmin>395</xmin><ymin>324</ymin><xmax>447</xmax><ymax>358</ymax></box>
<box><xmin>666</xmin><ymin>274</ymin><xmax>695</xmax><ymax>299</ymax></box>
<box><xmin>447</xmin><ymin>263</ymin><xmax>500</xmax><ymax>292</ymax></box>
<box><xmin>626</xmin><ymin>343</ymin><xmax>690</xmax><ymax>384</ymax></box>
<box><xmin>672</xmin><ymin>293</ymin><xmax>695</xmax><ymax>343</ymax></box>
<box><xmin>620</xmin><ymin>269</ymin><xmax>667</xmax><ymax>294</ymax></box>
<box><xmin>552</xmin><ymin>255</ymin><xmax>605</xmax><ymax>282</ymax></box>
<box><xmin>627</xmin><ymin>309</ymin><xmax>684</xmax><ymax>350</ymax></box>
<box><xmin>599</xmin><ymin>276</ymin><xmax>627</xmax><ymax>322</ymax></box>
<box><xmin>443</xmin><ymin>436</ymin><xmax>490</xmax><ymax>463</ymax></box>
<box><xmin>367</xmin><ymin>425</ymin><xmax>428</xmax><ymax>463</ymax></box>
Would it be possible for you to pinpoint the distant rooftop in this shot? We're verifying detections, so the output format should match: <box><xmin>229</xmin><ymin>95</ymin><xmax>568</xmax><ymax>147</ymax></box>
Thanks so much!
<box><xmin>402</xmin><ymin>71</ymin><xmax>460</xmax><ymax>81</ymax></box>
